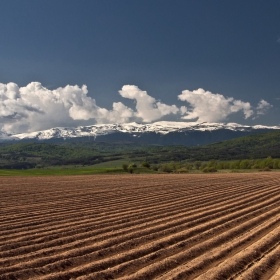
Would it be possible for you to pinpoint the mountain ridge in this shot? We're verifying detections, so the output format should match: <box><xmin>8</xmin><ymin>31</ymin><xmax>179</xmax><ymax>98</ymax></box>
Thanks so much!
<box><xmin>13</xmin><ymin>121</ymin><xmax>280</xmax><ymax>138</ymax></box>
<box><xmin>1</xmin><ymin>121</ymin><xmax>280</xmax><ymax>146</ymax></box>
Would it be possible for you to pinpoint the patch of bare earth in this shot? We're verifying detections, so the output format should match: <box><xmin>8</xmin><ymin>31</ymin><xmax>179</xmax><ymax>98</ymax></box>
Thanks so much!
<box><xmin>0</xmin><ymin>173</ymin><xmax>279</xmax><ymax>279</ymax></box>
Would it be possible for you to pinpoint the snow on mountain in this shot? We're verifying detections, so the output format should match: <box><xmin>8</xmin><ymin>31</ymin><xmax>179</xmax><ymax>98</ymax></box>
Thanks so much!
<box><xmin>12</xmin><ymin>121</ymin><xmax>280</xmax><ymax>140</ymax></box>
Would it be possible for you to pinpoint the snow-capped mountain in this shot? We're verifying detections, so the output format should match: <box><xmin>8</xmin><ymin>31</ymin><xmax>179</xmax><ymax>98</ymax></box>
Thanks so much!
<box><xmin>3</xmin><ymin>121</ymin><xmax>279</xmax><ymax>146</ymax></box>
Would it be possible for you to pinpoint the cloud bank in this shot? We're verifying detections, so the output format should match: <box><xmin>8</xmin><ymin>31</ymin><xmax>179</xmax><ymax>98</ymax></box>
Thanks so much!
<box><xmin>256</xmin><ymin>99</ymin><xmax>272</xmax><ymax>115</ymax></box>
<box><xmin>178</xmin><ymin>88</ymin><xmax>253</xmax><ymax>122</ymax></box>
<box><xmin>0</xmin><ymin>82</ymin><xmax>271</xmax><ymax>134</ymax></box>
<box><xmin>119</xmin><ymin>85</ymin><xmax>179</xmax><ymax>122</ymax></box>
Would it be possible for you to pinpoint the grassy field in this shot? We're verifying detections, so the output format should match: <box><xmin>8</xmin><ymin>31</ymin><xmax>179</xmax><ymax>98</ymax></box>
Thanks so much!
<box><xmin>0</xmin><ymin>166</ymin><xmax>278</xmax><ymax>176</ymax></box>
<box><xmin>0</xmin><ymin>167</ymin><xmax>124</xmax><ymax>176</ymax></box>
<box><xmin>0</xmin><ymin>165</ymin><xmax>158</xmax><ymax>176</ymax></box>
<box><xmin>90</xmin><ymin>157</ymin><xmax>144</xmax><ymax>168</ymax></box>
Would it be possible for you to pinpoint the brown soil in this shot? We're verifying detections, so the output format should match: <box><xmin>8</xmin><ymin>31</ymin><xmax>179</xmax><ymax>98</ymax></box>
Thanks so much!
<box><xmin>0</xmin><ymin>173</ymin><xmax>279</xmax><ymax>279</ymax></box>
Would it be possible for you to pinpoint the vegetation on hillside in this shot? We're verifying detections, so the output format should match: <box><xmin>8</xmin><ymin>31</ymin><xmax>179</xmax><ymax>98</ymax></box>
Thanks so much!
<box><xmin>1</xmin><ymin>130</ymin><xmax>280</xmax><ymax>170</ymax></box>
<box><xmin>145</xmin><ymin>156</ymin><xmax>279</xmax><ymax>173</ymax></box>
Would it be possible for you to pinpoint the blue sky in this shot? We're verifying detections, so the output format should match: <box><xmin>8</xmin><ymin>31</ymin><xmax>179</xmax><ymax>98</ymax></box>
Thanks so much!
<box><xmin>0</xmin><ymin>0</ymin><xmax>280</xmax><ymax>133</ymax></box>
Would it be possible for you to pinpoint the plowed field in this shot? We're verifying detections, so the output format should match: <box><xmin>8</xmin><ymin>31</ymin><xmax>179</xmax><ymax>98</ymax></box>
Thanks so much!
<box><xmin>0</xmin><ymin>173</ymin><xmax>280</xmax><ymax>280</ymax></box>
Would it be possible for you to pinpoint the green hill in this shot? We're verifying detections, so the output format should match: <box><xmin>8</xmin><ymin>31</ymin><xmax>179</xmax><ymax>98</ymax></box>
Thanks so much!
<box><xmin>1</xmin><ymin>130</ymin><xmax>280</xmax><ymax>169</ymax></box>
<box><xmin>197</xmin><ymin>130</ymin><xmax>280</xmax><ymax>160</ymax></box>
<box><xmin>126</xmin><ymin>130</ymin><xmax>280</xmax><ymax>162</ymax></box>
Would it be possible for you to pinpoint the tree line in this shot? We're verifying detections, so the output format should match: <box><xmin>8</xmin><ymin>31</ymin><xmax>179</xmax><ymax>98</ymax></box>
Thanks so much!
<box><xmin>126</xmin><ymin>157</ymin><xmax>280</xmax><ymax>173</ymax></box>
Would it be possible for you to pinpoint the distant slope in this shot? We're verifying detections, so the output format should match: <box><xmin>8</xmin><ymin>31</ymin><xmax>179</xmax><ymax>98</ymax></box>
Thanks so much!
<box><xmin>0</xmin><ymin>142</ymin><xmax>114</xmax><ymax>168</ymax></box>
<box><xmin>202</xmin><ymin>130</ymin><xmax>280</xmax><ymax>159</ymax></box>
<box><xmin>130</xmin><ymin>130</ymin><xmax>280</xmax><ymax>162</ymax></box>
<box><xmin>7</xmin><ymin>121</ymin><xmax>280</xmax><ymax>146</ymax></box>
<box><xmin>1</xmin><ymin>130</ymin><xmax>280</xmax><ymax>168</ymax></box>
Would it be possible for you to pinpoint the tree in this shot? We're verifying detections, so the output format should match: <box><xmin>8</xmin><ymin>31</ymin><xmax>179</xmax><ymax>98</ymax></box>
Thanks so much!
<box><xmin>202</xmin><ymin>166</ymin><xmax>217</xmax><ymax>173</ymax></box>
<box><xmin>200</xmin><ymin>163</ymin><xmax>207</xmax><ymax>170</ymax></box>
<box><xmin>208</xmin><ymin>160</ymin><xmax>217</xmax><ymax>168</ymax></box>
<box><xmin>216</xmin><ymin>162</ymin><xmax>224</xmax><ymax>170</ymax></box>
<box><xmin>122</xmin><ymin>164</ymin><xmax>128</xmax><ymax>171</ymax></box>
<box><xmin>194</xmin><ymin>161</ymin><xmax>201</xmax><ymax>170</ymax></box>
<box><xmin>185</xmin><ymin>163</ymin><xmax>193</xmax><ymax>170</ymax></box>
<box><xmin>230</xmin><ymin>160</ymin><xmax>240</xmax><ymax>169</ymax></box>
<box><xmin>160</xmin><ymin>163</ymin><xmax>173</xmax><ymax>173</ymax></box>
<box><xmin>151</xmin><ymin>165</ymin><xmax>159</xmax><ymax>171</ymax></box>
<box><xmin>240</xmin><ymin>159</ymin><xmax>250</xmax><ymax>169</ymax></box>
<box><xmin>272</xmin><ymin>159</ymin><xmax>279</xmax><ymax>169</ymax></box>
<box><xmin>141</xmin><ymin>162</ymin><xmax>150</xmax><ymax>168</ymax></box>
<box><xmin>262</xmin><ymin>156</ymin><xmax>273</xmax><ymax>169</ymax></box>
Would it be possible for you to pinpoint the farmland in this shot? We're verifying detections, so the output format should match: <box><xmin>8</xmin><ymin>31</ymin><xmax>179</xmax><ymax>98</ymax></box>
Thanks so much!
<box><xmin>0</xmin><ymin>173</ymin><xmax>280</xmax><ymax>279</ymax></box>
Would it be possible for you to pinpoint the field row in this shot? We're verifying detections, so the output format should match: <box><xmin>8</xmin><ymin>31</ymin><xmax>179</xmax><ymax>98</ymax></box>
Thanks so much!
<box><xmin>0</xmin><ymin>173</ymin><xmax>279</xmax><ymax>279</ymax></box>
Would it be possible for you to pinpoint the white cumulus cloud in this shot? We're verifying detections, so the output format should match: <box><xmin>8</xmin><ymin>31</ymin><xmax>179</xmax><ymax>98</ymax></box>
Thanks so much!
<box><xmin>0</xmin><ymin>82</ymin><xmax>273</xmax><ymax>134</ymax></box>
<box><xmin>0</xmin><ymin>83</ymin><xmax>44</xmax><ymax>125</ymax></box>
<box><xmin>178</xmin><ymin>88</ymin><xmax>253</xmax><ymax>122</ymax></box>
<box><xmin>256</xmin><ymin>99</ymin><xmax>272</xmax><ymax>115</ymax></box>
<box><xmin>119</xmin><ymin>85</ymin><xmax>179</xmax><ymax>122</ymax></box>
<box><xmin>0</xmin><ymin>82</ymin><xmax>137</xmax><ymax>134</ymax></box>
<box><xmin>0</xmin><ymin>82</ymin><xmax>180</xmax><ymax>134</ymax></box>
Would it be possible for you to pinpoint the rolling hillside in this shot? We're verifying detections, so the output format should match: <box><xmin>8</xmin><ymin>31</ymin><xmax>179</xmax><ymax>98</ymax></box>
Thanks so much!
<box><xmin>1</xmin><ymin>130</ymin><xmax>280</xmax><ymax>169</ymax></box>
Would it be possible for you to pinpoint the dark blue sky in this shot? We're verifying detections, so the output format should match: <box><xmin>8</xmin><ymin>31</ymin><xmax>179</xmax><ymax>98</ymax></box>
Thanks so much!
<box><xmin>1</xmin><ymin>0</ymin><xmax>280</xmax><ymax>126</ymax></box>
